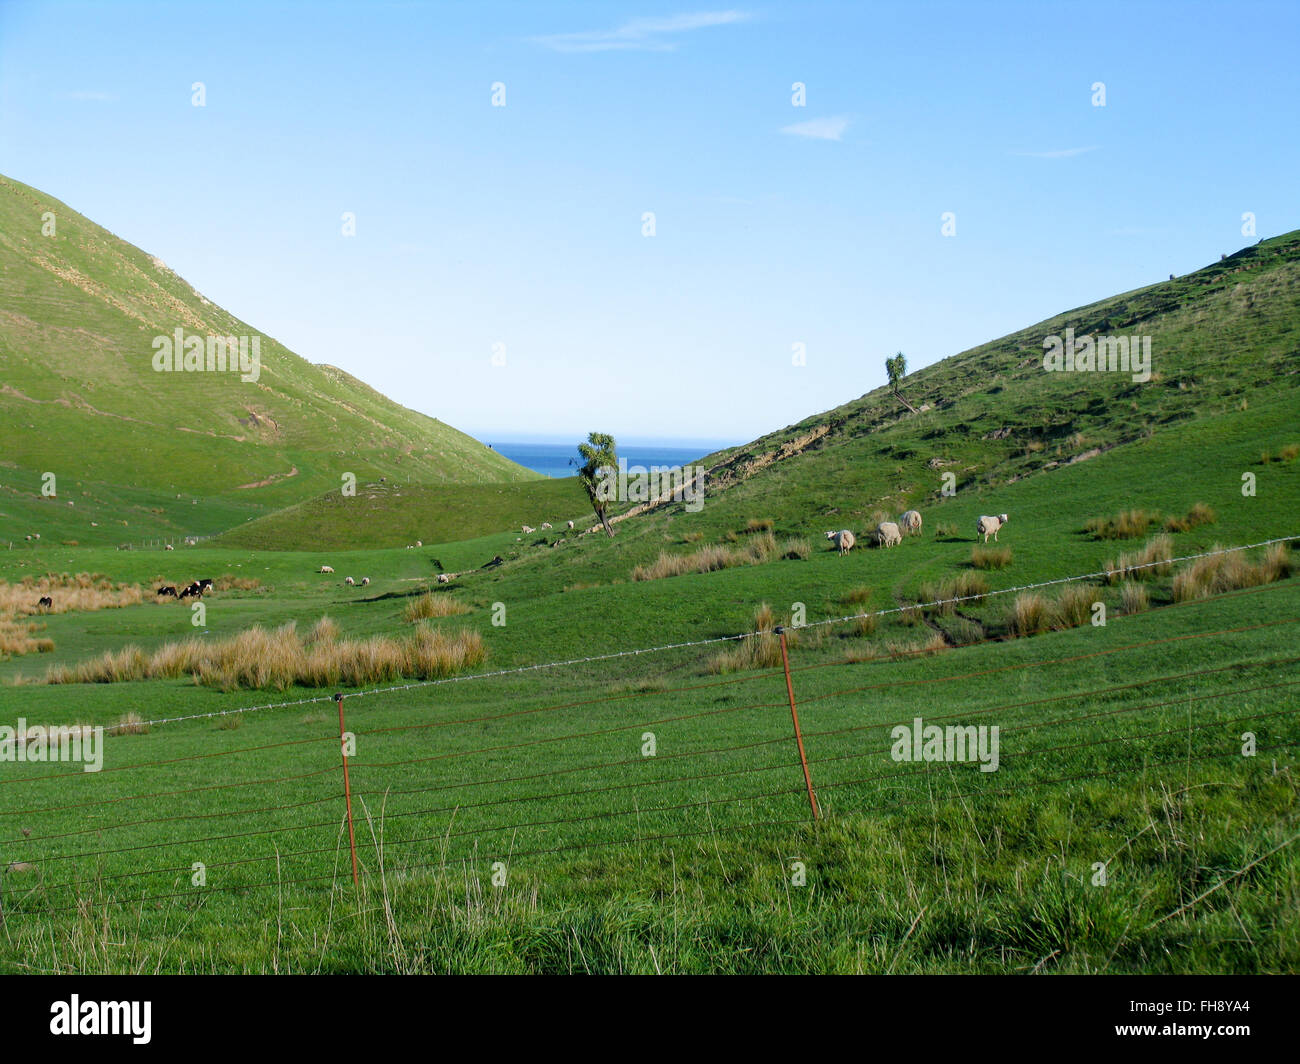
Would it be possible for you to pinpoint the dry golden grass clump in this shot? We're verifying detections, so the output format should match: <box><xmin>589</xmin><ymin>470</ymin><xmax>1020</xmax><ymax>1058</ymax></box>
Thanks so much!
<box><xmin>114</xmin><ymin>711</ymin><xmax>149</xmax><ymax>735</ymax></box>
<box><xmin>0</xmin><ymin>618</ymin><xmax>55</xmax><ymax>657</ymax></box>
<box><xmin>1162</xmin><ymin>502</ymin><xmax>1217</xmax><ymax>533</ymax></box>
<box><xmin>919</xmin><ymin>572</ymin><xmax>990</xmax><ymax>615</ymax></box>
<box><xmin>1119</xmin><ymin>582</ymin><xmax>1150</xmax><ymax>615</ymax></box>
<box><xmin>1053</xmin><ymin>584</ymin><xmax>1098</xmax><ymax>629</ymax></box>
<box><xmin>971</xmin><ymin>546</ymin><xmax>1013</xmax><ymax>570</ymax></box>
<box><xmin>403</xmin><ymin>592</ymin><xmax>471</xmax><ymax>621</ymax></box>
<box><xmin>707</xmin><ymin>603</ymin><xmax>797</xmax><ymax>673</ymax></box>
<box><xmin>0</xmin><ymin>574</ymin><xmax>143</xmax><ymax>617</ymax></box>
<box><xmin>1259</xmin><ymin>443</ymin><xmax>1300</xmax><ymax>464</ymax></box>
<box><xmin>214</xmin><ymin>574</ymin><xmax>263</xmax><ymax>592</ymax></box>
<box><xmin>1172</xmin><ymin>543</ymin><xmax>1292</xmax><ymax>602</ymax></box>
<box><xmin>1084</xmin><ymin>508</ymin><xmax>1159</xmax><ymax>540</ymax></box>
<box><xmin>780</xmin><ymin>537</ymin><xmax>811</xmax><ymax>560</ymax></box>
<box><xmin>1105</xmin><ymin>534</ymin><xmax>1173</xmax><ymax>584</ymax></box>
<box><xmin>742</xmin><ymin>518</ymin><xmax>775</xmax><ymax>534</ymax></box>
<box><xmin>45</xmin><ymin>618</ymin><xmax>486</xmax><ymax>691</ymax></box>
<box><xmin>1006</xmin><ymin>593</ymin><xmax>1050</xmax><ymax>638</ymax></box>
<box><xmin>632</xmin><ymin>532</ymin><xmax>778</xmax><ymax>581</ymax></box>
<box><xmin>882</xmin><ymin>633</ymin><xmax>947</xmax><ymax>660</ymax></box>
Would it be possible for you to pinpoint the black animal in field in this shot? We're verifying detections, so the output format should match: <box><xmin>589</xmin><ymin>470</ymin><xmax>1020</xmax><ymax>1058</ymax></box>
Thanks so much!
<box><xmin>156</xmin><ymin>585</ymin><xmax>178</xmax><ymax>598</ymax></box>
<box><xmin>36</xmin><ymin>596</ymin><xmax>53</xmax><ymax>608</ymax></box>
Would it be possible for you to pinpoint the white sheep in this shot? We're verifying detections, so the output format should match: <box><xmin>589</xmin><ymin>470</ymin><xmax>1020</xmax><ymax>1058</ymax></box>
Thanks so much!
<box><xmin>875</xmin><ymin>522</ymin><xmax>902</xmax><ymax>548</ymax></box>
<box><xmin>899</xmin><ymin>510</ymin><xmax>922</xmax><ymax>536</ymax></box>
<box><xmin>360</xmin><ymin>577</ymin><xmax>370</xmax><ymax>586</ymax></box>
<box><xmin>825</xmin><ymin>529</ymin><xmax>856</xmax><ymax>555</ymax></box>
<box><xmin>521</xmin><ymin>525</ymin><xmax>535</xmax><ymax>534</ymax></box>
<box><xmin>437</xmin><ymin>573</ymin><xmax>451</xmax><ymax>583</ymax></box>
<box><xmin>567</xmin><ymin>520</ymin><xmax>575</xmax><ymax>530</ymax></box>
<box><xmin>320</xmin><ymin>565</ymin><xmax>334</xmax><ymax>574</ymax></box>
<box><xmin>976</xmin><ymin>514</ymin><xmax>1008</xmax><ymax>543</ymax></box>
<box><xmin>416</xmin><ymin>540</ymin><xmax>422</xmax><ymax>547</ymax></box>
<box><xmin>165</xmin><ymin>543</ymin><xmax>175</xmax><ymax>551</ymax></box>
<box><xmin>345</xmin><ymin>576</ymin><xmax>355</xmax><ymax>585</ymax></box>
<box><xmin>540</xmin><ymin>522</ymin><xmax>552</xmax><ymax>530</ymax></box>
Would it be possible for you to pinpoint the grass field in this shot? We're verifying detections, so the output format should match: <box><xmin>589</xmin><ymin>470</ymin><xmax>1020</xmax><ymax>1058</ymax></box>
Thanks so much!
<box><xmin>1</xmin><ymin>578</ymin><xmax>1296</xmax><ymax>973</ymax></box>
<box><xmin>1</xmin><ymin>212</ymin><xmax>1297</xmax><ymax>972</ymax></box>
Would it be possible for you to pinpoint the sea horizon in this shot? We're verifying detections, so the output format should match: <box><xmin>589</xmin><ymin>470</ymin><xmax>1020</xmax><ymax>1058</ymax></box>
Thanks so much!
<box><xmin>487</xmin><ymin>438</ymin><xmax>737</xmax><ymax>480</ymax></box>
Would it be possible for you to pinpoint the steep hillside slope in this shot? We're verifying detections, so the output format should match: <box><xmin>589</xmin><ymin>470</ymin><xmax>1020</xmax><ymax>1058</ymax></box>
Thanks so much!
<box><xmin>684</xmin><ymin>230</ymin><xmax>1300</xmax><ymax>528</ymax></box>
<box><xmin>0</xmin><ymin>174</ymin><xmax>535</xmax><ymax>545</ymax></box>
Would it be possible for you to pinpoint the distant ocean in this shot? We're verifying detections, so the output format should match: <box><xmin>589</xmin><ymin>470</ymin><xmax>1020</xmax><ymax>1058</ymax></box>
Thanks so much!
<box><xmin>490</xmin><ymin>441</ymin><xmax>731</xmax><ymax>480</ymax></box>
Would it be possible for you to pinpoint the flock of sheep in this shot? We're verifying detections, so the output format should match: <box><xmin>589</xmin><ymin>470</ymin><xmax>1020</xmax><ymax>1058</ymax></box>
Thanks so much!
<box><xmin>825</xmin><ymin>512</ymin><xmax>1007</xmax><ymax>554</ymax></box>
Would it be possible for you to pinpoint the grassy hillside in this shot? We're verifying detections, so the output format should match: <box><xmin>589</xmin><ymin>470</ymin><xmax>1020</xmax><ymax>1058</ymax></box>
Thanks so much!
<box><xmin>0</xmin><ymin>173</ymin><xmax>536</xmax><ymax>547</ymax></box>
<box><xmin>686</xmin><ymin>230</ymin><xmax>1300</xmax><ymax>529</ymax></box>
<box><xmin>217</xmin><ymin>476</ymin><xmax>592</xmax><ymax>551</ymax></box>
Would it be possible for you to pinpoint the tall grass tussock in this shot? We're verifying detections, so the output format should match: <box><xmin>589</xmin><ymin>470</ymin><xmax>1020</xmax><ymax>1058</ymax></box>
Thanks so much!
<box><xmin>633</xmin><ymin>532</ymin><xmax>779</xmax><ymax>581</ymax></box>
<box><xmin>45</xmin><ymin>619</ymin><xmax>487</xmax><ymax>690</ymax></box>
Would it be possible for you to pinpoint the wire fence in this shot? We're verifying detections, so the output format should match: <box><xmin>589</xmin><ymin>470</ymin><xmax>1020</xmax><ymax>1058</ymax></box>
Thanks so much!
<box><xmin>0</xmin><ymin>544</ymin><xmax>1297</xmax><ymax>919</ymax></box>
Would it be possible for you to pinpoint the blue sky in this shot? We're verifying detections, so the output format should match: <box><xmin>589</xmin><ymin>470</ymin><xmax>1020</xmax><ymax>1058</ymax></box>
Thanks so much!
<box><xmin>1</xmin><ymin>1</ymin><xmax>1296</xmax><ymax>446</ymax></box>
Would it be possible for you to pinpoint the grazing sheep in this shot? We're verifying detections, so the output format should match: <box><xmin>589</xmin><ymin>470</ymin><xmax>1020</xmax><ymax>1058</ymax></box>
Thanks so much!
<box><xmin>874</xmin><ymin>522</ymin><xmax>903</xmax><ymax>549</ymax></box>
<box><xmin>976</xmin><ymin>514</ymin><xmax>1009</xmax><ymax>543</ymax></box>
<box><xmin>165</xmin><ymin>543</ymin><xmax>175</xmax><ymax>551</ymax></box>
<box><xmin>345</xmin><ymin>576</ymin><xmax>355</xmax><ymax>586</ymax></box>
<box><xmin>825</xmin><ymin>529</ymin><xmax>856</xmax><ymax>555</ymax></box>
<box><xmin>416</xmin><ymin>540</ymin><xmax>423</xmax><ymax>547</ymax></box>
<box><xmin>567</xmin><ymin>520</ymin><xmax>575</xmax><ymax>530</ymax></box>
<box><xmin>361</xmin><ymin>577</ymin><xmax>370</xmax><ymax>586</ymax></box>
<box><xmin>437</xmin><ymin>573</ymin><xmax>451</xmax><ymax>583</ymax></box>
<box><xmin>521</xmin><ymin>525</ymin><xmax>535</xmax><ymax>535</ymax></box>
<box><xmin>540</xmin><ymin>522</ymin><xmax>552</xmax><ymax>530</ymax></box>
<box><xmin>320</xmin><ymin>565</ymin><xmax>334</xmax><ymax>574</ymax></box>
<box><xmin>899</xmin><ymin>510</ymin><xmax>922</xmax><ymax>536</ymax></box>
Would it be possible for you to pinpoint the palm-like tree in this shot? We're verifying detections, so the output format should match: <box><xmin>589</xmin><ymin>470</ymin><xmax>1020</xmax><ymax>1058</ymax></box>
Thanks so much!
<box><xmin>577</xmin><ymin>432</ymin><xmax>618</xmax><ymax>537</ymax></box>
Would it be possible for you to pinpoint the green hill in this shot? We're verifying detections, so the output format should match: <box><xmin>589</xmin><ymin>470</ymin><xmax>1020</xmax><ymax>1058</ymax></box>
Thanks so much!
<box><xmin>0</xmin><ymin>173</ymin><xmax>536</xmax><ymax>547</ymax></box>
<box><xmin>684</xmin><ymin>230</ymin><xmax>1300</xmax><ymax>528</ymax></box>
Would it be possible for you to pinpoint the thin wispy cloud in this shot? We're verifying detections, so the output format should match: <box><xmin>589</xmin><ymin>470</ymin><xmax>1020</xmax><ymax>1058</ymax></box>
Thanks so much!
<box><xmin>1011</xmin><ymin>146</ymin><xmax>1098</xmax><ymax>159</ymax></box>
<box><xmin>533</xmin><ymin>10</ymin><xmax>749</xmax><ymax>53</ymax></box>
<box><xmin>780</xmin><ymin>116</ymin><xmax>850</xmax><ymax>141</ymax></box>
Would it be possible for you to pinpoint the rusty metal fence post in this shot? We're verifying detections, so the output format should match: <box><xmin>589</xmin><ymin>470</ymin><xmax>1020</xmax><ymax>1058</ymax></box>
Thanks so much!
<box><xmin>775</xmin><ymin>626</ymin><xmax>820</xmax><ymax>821</ymax></box>
<box><xmin>335</xmin><ymin>693</ymin><xmax>359</xmax><ymax>886</ymax></box>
